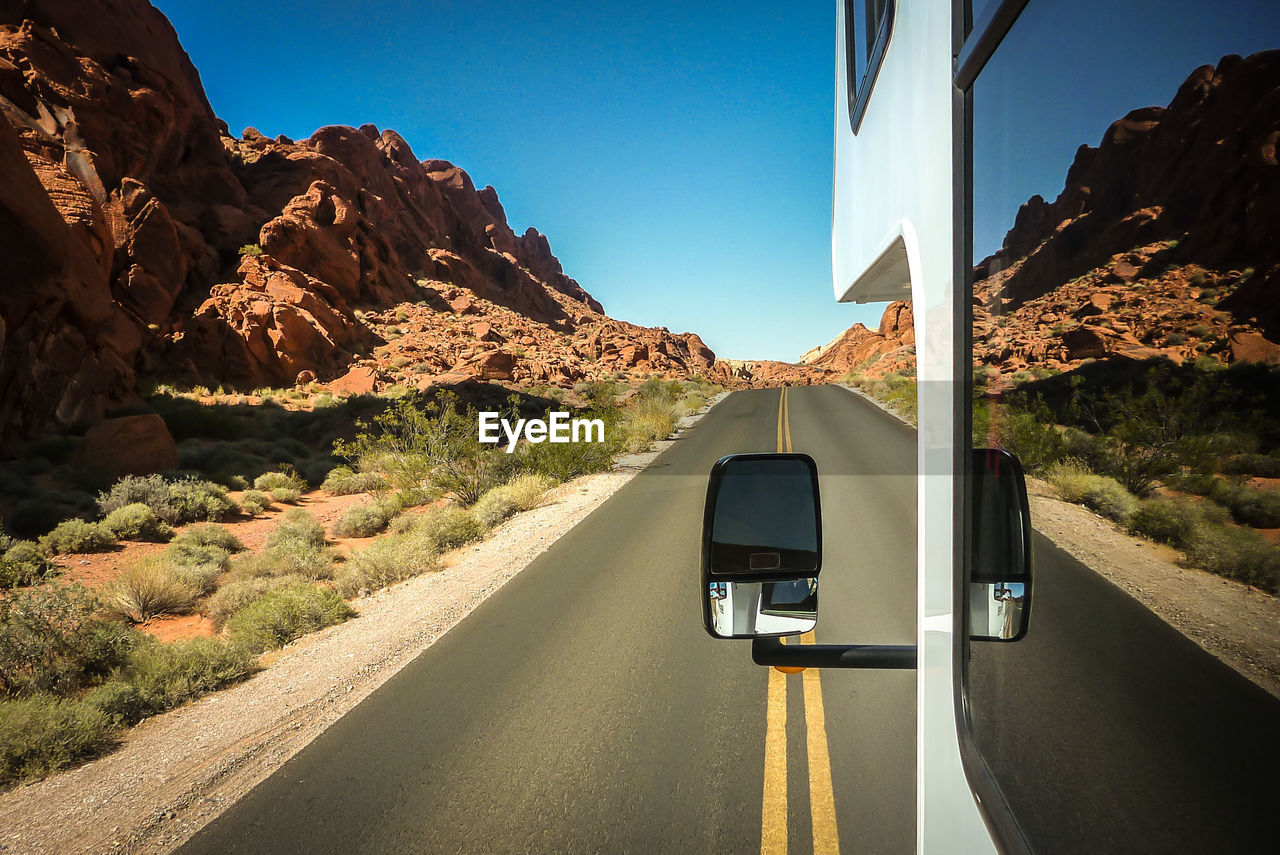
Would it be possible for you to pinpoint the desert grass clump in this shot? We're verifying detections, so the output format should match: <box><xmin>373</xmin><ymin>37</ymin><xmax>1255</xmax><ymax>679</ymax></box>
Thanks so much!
<box><xmin>336</xmin><ymin>529</ymin><xmax>440</xmax><ymax>597</ymax></box>
<box><xmin>333</xmin><ymin>503</ymin><xmax>392</xmax><ymax>538</ymax></box>
<box><xmin>1046</xmin><ymin>460</ymin><xmax>1138</xmax><ymax>522</ymax></box>
<box><xmin>171</xmin><ymin>524</ymin><xmax>244</xmax><ymax>555</ymax></box>
<box><xmin>620</xmin><ymin>396</ymin><xmax>681</xmax><ymax>453</ymax></box>
<box><xmin>101</xmin><ymin>556</ymin><xmax>199</xmax><ymax>623</ymax></box>
<box><xmin>225</xmin><ymin>584</ymin><xmax>355</xmax><ymax>653</ymax></box>
<box><xmin>0</xmin><ymin>694</ymin><xmax>114</xmax><ymax>784</ymax></box>
<box><xmin>266</xmin><ymin>508</ymin><xmax>326</xmax><ymax>551</ymax></box>
<box><xmin>471</xmin><ymin>473</ymin><xmax>555</xmax><ymax>528</ymax></box>
<box><xmin>118</xmin><ymin>636</ymin><xmax>254</xmax><ymax>712</ymax></box>
<box><xmin>395</xmin><ymin>505</ymin><xmax>483</xmax><ymax>551</ymax></box>
<box><xmin>39</xmin><ymin>519</ymin><xmax>115</xmax><ymax>555</ymax></box>
<box><xmin>268</xmin><ymin>485</ymin><xmax>302</xmax><ymax>504</ymax></box>
<box><xmin>239</xmin><ymin>489</ymin><xmax>272</xmax><ymax>515</ymax></box>
<box><xmin>321</xmin><ymin>465</ymin><xmax>388</xmax><ymax>495</ymax></box>
<box><xmin>101</xmin><ymin>503</ymin><xmax>174</xmax><ymax>543</ymax></box>
<box><xmin>203</xmin><ymin>575</ymin><xmax>303</xmax><ymax>628</ymax></box>
<box><xmin>253</xmin><ymin>471</ymin><xmax>306</xmax><ymax>493</ymax></box>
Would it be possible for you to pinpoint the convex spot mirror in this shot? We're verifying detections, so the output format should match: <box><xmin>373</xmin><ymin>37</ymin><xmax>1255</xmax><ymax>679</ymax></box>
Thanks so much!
<box><xmin>701</xmin><ymin>453</ymin><xmax>821</xmax><ymax>639</ymax></box>
<box><xmin>970</xmin><ymin>448</ymin><xmax>1033</xmax><ymax>642</ymax></box>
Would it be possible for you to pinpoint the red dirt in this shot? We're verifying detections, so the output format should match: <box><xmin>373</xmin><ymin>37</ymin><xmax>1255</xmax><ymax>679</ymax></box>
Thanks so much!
<box><xmin>47</xmin><ymin>490</ymin><xmax>376</xmax><ymax>643</ymax></box>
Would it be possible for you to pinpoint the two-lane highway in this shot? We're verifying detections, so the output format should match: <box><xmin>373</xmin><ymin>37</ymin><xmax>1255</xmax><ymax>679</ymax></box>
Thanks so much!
<box><xmin>182</xmin><ymin>386</ymin><xmax>919</xmax><ymax>854</ymax></box>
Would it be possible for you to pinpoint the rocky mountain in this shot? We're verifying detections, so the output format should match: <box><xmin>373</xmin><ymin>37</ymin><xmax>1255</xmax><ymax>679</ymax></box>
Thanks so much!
<box><xmin>808</xmin><ymin>51</ymin><xmax>1280</xmax><ymax>383</ymax></box>
<box><xmin>799</xmin><ymin>301</ymin><xmax>915</xmax><ymax>376</ymax></box>
<box><xmin>0</xmin><ymin>0</ymin><xmax>760</xmax><ymax>445</ymax></box>
<box><xmin>973</xmin><ymin>50</ymin><xmax>1280</xmax><ymax>375</ymax></box>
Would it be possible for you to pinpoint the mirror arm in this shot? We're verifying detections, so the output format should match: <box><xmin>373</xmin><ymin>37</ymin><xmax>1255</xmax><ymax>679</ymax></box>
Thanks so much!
<box><xmin>751</xmin><ymin>637</ymin><xmax>917</xmax><ymax>670</ymax></box>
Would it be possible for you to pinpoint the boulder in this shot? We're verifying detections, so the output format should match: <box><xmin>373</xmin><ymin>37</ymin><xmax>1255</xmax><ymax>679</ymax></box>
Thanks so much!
<box><xmin>74</xmin><ymin>414</ymin><xmax>179</xmax><ymax>480</ymax></box>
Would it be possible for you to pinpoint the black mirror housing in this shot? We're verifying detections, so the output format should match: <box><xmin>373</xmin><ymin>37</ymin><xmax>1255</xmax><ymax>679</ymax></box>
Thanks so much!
<box><xmin>969</xmin><ymin>448</ymin><xmax>1033</xmax><ymax>642</ymax></box>
<box><xmin>701</xmin><ymin>453</ymin><xmax>822</xmax><ymax>639</ymax></box>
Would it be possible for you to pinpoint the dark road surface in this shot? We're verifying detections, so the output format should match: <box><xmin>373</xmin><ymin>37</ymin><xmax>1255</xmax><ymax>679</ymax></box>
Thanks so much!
<box><xmin>182</xmin><ymin>386</ymin><xmax>1280</xmax><ymax>854</ymax></box>
<box><xmin>181</xmin><ymin>386</ymin><xmax>918</xmax><ymax>855</ymax></box>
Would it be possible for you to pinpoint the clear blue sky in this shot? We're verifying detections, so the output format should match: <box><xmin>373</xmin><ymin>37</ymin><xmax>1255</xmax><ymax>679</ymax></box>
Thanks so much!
<box><xmin>153</xmin><ymin>0</ymin><xmax>882</xmax><ymax>362</ymax></box>
<box><xmin>973</xmin><ymin>0</ymin><xmax>1280</xmax><ymax>259</ymax></box>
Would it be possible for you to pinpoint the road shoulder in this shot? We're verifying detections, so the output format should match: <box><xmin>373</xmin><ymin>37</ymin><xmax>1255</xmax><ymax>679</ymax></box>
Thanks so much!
<box><xmin>0</xmin><ymin>393</ymin><xmax>730</xmax><ymax>855</ymax></box>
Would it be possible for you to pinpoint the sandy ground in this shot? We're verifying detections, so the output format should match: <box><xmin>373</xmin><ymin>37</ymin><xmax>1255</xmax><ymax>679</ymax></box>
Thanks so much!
<box><xmin>0</xmin><ymin>396</ymin><xmax>725</xmax><ymax>855</ymax></box>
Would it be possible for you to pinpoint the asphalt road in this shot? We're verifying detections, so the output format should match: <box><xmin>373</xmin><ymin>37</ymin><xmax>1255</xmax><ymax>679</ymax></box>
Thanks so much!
<box><xmin>181</xmin><ymin>386</ymin><xmax>919</xmax><ymax>855</ymax></box>
<box><xmin>180</xmin><ymin>385</ymin><xmax>1279</xmax><ymax>854</ymax></box>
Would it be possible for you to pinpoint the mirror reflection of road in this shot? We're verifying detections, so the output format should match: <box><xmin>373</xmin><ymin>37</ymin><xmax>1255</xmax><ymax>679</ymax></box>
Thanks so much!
<box><xmin>180</xmin><ymin>386</ymin><xmax>918</xmax><ymax>854</ymax></box>
<box><xmin>179</xmin><ymin>385</ymin><xmax>1279</xmax><ymax>854</ymax></box>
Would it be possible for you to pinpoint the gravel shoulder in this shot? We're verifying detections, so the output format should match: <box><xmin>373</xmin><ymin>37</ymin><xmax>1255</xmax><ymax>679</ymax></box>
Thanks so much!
<box><xmin>0</xmin><ymin>394</ymin><xmax>728</xmax><ymax>855</ymax></box>
<box><xmin>838</xmin><ymin>384</ymin><xmax>1280</xmax><ymax>699</ymax></box>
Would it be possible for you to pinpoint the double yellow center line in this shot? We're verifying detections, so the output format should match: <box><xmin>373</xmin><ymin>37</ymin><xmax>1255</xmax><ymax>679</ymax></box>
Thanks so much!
<box><xmin>762</xmin><ymin>387</ymin><xmax>840</xmax><ymax>855</ymax></box>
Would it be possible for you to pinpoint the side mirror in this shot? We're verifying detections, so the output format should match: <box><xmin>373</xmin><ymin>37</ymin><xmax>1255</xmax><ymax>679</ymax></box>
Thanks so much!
<box><xmin>701</xmin><ymin>453</ymin><xmax>821</xmax><ymax>639</ymax></box>
<box><xmin>970</xmin><ymin>448</ymin><xmax>1033</xmax><ymax>642</ymax></box>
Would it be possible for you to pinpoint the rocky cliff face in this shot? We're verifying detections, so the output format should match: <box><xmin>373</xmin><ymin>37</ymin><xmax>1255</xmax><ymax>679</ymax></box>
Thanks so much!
<box><xmin>800</xmin><ymin>301</ymin><xmax>915</xmax><ymax>376</ymax></box>
<box><xmin>0</xmin><ymin>0</ymin><xmax>734</xmax><ymax>444</ymax></box>
<box><xmin>973</xmin><ymin>51</ymin><xmax>1280</xmax><ymax>375</ymax></box>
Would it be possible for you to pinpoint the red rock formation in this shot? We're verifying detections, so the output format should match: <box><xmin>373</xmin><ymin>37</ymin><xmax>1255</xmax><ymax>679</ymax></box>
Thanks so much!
<box><xmin>802</xmin><ymin>301</ymin><xmax>916</xmax><ymax>377</ymax></box>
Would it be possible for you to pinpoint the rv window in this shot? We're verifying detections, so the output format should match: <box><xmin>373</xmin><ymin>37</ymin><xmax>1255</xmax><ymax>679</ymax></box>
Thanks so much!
<box><xmin>845</xmin><ymin>0</ymin><xmax>894</xmax><ymax>133</ymax></box>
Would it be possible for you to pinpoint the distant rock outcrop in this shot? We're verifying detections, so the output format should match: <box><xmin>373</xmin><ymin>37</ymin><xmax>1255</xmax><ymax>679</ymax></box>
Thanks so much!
<box><xmin>0</xmin><ymin>0</ymin><xmax>752</xmax><ymax>444</ymax></box>
<box><xmin>972</xmin><ymin>51</ymin><xmax>1280</xmax><ymax>375</ymax></box>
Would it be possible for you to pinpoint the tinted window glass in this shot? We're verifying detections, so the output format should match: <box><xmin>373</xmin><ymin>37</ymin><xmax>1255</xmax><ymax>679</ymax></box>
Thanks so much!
<box><xmin>845</xmin><ymin>0</ymin><xmax>893</xmax><ymax>131</ymax></box>
<box><xmin>967</xmin><ymin>1</ymin><xmax>1280</xmax><ymax>851</ymax></box>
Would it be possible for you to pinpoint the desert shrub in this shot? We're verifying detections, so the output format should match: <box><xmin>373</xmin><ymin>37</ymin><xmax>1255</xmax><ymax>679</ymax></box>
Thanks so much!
<box><xmin>333</xmin><ymin>503</ymin><xmax>391</xmax><ymax>538</ymax></box>
<box><xmin>266</xmin><ymin>508</ymin><xmax>326</xmax><ymax>551</ymax></box>
<box><xmin>228</xmin><ymin>547</ymin><xmax>334</xmax><ymax>582</ymax></box>
<box><xmin>171</xmin><ymin>524</ymin><xmax>244</xmax><ymax>554</ymax></box>
<box><xmin>1221</xmin><ymin>486</ymin><xmax>1280</xmax><ymax>528</ymax></box>
<box><xmin>1047</xmin><ymin>461</ymin><xmax>1138</xmax><ymax>522</ymax></box>
<box><xmin>81</xmin><ymin>680</ymin><xmax>148</xmax><ymax>726</ymax></box>
<box><xmin>1222</xmin><ymin>453</ymin><xmax>1280</xmax><ymax>478</ymax></box>
<box><xmin>620</xmin><ymin>396</ymin><xmax>681</xmax><ymax>453</ymax></box>
<box><xmin>203</xmin><ymin>575</ymin><xmax>302</xmax><ymax>628</ymax></box>
<box><xmin>472</xmin><ymin>489</ymin><xmax>519</xmax><ymax>528</ymax></box>
<box><xmin>268</xmin><ymin>485</ymin><xmax>302</xmax><ymax>504</ymax></box>
<box><xmin>990</xmin><ymin>406</ymin><xmax>1068</xmax><ymax>473</ymax></box>
<box><xmin>574</xmin><ymin>381</ymin><xmax>618</xmax><ymax>407</ymax></box>
<box><xmin>336</xmin><ymin>529</ymin><xmax>440</xmax><ymax>597</ymax></box>
<box><xmin>240</xmin><ymin>489</ymin><xmax>272</xmax><ymax>515</ymax></box>
<box><xmin>238</xmin><ymin>243</ymin><xmax>262</xmax><ymax>257</ymax></box>
<box><xmin>1184</xmin><ymin>524</ymin><xmax>1280</xmax><ymax>593</ymax></box>
<box><xmin>120</xmin><ymin>636</ymin><xmax>254</xmax><ymax>712</ymax></box>
<box><xmin>39</xmin><ymin>519</ymin><xmax>115</xmax><ymax>555</ymax></box>
<box><xmin>0</xmin><ymin>695</ymin><xmax>114</xmax><ymax>784</ymax></box>
<box><xmin>0</xmin><ymin>585</ymin><xmax>136</xmax><ymax>695</ymax></box>
<box><xmin>225</xmin><ymin>584</ymin><xmax>354</xmax><ymax>653</ymax></box>
<box><xmin>472</xmin><ymin>474</ymin><xmax>554</xmax><ymax>528</ymax></box>
<box><xmin>1</xmin><ymin>541</ymin><xmax>56</xmax><ymax>589</ymax></box>
<box><xmin>101</xmin><ymin>503</ymin><xmax>173</xmax><ymax>542</ymax></box>
<box><xmin>516</xmin><ymin>428</ymin><xmax>617</xmax><ymax>481</ymax></box>
<box><xmin>97</xmin><ymin>475</ymin><xmax>235</xmax><ymax>525</ymax></box>
<box><xmin>395</xmin><ymin>505</ymin><xmax>483</xmax><ymax>551</ymax></box>
<box><xmin>96</xmin><ymin>474</ymin><xmax>172</xmax><ymax>518</ymax></box>
<box><xmin>1127</xmin><ymin>497</ymin><xmax>1203</xmax><ymax>548</ymax></box>
<box><xmin>101</xmin><ymin>557</ymin><xmax>199</xmax><ymax>623</ymax></box>
<box><xmin>1165</xmin><ymin>332</ymin><xmax>1187</xmax><ymax>346</ymax></box>
<box><xmin>682</xmin><ymin>392</ymin><xmax>706</xmax><ymax>411</ymax></box>
<box><xmin>1188</xmin><ymin>324</ymin><xmax>1211</xmax><ymax>338</ymax></box>
<box><xmin>167</xmin><ymin>548</ymin><xmax>227</xmax><ymax>595</ymax></box>
<box><xmin>321</xmin><ymin>466</ymin><xmax>387</xmax><ymax>495</ymax></box>
<box><xmin>252</xmin><ymin>471</ymin><xmax>306</xmax><ymax>493</ymax></box>
<box><xmin>377</xmin><ymin>487</ymin><xmax>435</xmax><ymax>516</ymax></box>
